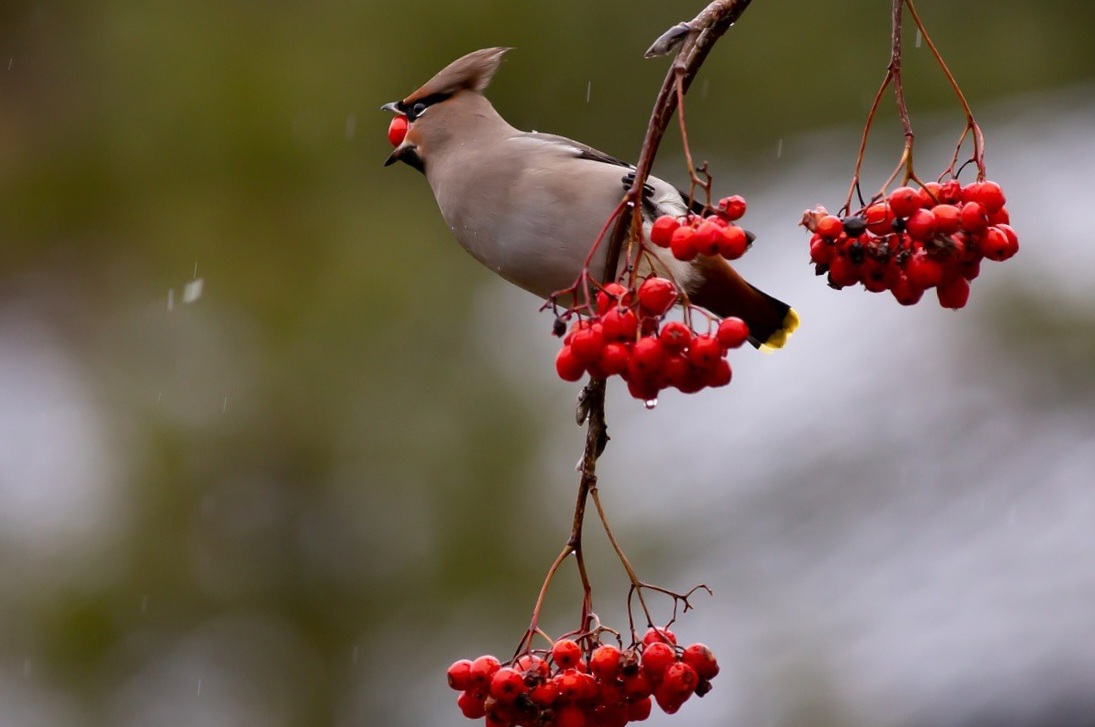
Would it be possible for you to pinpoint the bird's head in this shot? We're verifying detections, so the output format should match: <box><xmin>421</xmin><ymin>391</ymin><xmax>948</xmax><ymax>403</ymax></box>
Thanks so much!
<box><xmin>382</xmin><ymin>47</ymin><xmax>512</xmax><ymax>174</ymax></box>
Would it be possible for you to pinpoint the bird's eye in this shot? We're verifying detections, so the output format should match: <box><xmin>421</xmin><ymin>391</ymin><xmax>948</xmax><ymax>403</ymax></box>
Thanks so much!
<box><xmin>412</xmin><ymin>102</ymin><xmax>427</xmax><ymax>119</ymax></box>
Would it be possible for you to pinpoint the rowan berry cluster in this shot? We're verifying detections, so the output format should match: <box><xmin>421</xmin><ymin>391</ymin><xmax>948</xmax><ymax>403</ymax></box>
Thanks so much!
<box><xmin>803</xmin><ymin>180</ymin><xmax>1018</xmax><ymax>308</ymax></box>
<box><xmin>448</xmin><ymin>628</ymin><xmax>719</xmax><ymax>727</ymax></box>
<box><xmin>554</xmin><ymin>277</ymin><xmax>750</xmax><ymax>402</ymax></box>
<box><xmin>650</xmin><ymin>195</ymin><xmax>750</xmax><ymax>262</ymax></box>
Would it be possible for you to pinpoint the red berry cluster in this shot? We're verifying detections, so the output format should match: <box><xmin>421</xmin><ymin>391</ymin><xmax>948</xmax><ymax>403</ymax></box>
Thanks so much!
<box><xmin>448</xmin><ymin>628</ymin><xmax>719</xmax><ymax>727</ymax></box>
<box><xmin>554</xmin><ymin>277</ymin><xmax>750</xmax><ymax>402</ymax></box>
<box><xmin>650</xmin><ymin>195</ymin><xmax>750</xmax><ymax>262</ymax></box>
<box><xmin>804</xmin><ymin>180</ymin><xmax>1018</xmax><ymax>309</ymax></box>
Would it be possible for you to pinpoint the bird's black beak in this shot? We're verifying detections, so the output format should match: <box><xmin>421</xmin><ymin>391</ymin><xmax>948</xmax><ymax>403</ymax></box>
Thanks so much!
<box><xmin>380</xmin><ymin>101</ymin><xmax>401</xmax><ymax>114</ymax></box>
<box><xmin>384</xmin><ymin>146</ymin><xmax>408</xmax><ymax>167</ymax></box>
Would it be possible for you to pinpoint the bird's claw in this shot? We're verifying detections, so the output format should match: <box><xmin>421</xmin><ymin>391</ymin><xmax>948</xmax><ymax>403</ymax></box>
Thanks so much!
<box><xmin>622</xmin><ymin>171</ymin><xmax>655</xmax><ymax>198</ymax></box>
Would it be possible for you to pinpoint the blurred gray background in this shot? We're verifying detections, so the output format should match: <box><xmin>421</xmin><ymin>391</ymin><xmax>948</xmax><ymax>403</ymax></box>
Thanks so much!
<box><xmin>2</xmin><ymin>1</ymin><xmax>1094</xmax><ymax>726</ymax></box>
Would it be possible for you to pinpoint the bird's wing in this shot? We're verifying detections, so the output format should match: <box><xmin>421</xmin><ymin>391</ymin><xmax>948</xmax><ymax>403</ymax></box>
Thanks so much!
<box><xmin>514</xmin><ymin>131</ymin><xmax>699</xmax><ymax>218</ymax></box>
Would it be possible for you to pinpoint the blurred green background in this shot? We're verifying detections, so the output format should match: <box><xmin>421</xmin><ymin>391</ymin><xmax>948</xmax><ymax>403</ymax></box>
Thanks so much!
<box><xmin>2</xmin><ymin>1</ymin><xmax>1094</xmax><ymax>726</ymax></box>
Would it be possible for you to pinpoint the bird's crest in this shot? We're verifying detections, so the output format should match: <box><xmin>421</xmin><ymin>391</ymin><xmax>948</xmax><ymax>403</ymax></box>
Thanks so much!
<box><xmin>403</xmin><ymin>47</ymin><xmax>512</xmax><ymax>104</ymax></box>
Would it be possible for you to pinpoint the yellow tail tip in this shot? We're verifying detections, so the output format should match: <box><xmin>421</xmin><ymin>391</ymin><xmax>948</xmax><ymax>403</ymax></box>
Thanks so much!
<box><xmin>758</xmin><ymin>307</ymin><xmax>800</xmax><ymax>353</ymax></box>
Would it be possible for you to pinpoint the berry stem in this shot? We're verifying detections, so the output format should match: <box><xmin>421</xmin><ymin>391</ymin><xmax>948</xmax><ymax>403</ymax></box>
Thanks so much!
<box><xmin>590</xmin><ymin>486</ymin><xmax>654</xmax><ymax>625</ymax></box>
<box><xmin>523</xmin><ymin>0</ymin><xmax>754</xmax><ymax>659</ymax></box>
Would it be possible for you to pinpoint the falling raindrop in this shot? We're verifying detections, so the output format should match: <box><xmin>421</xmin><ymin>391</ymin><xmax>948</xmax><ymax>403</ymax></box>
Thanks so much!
<box><xmin>196</xmin><ymin>677</ymin><xmax>202</xmax><ymax>696</ymax></box>
<box><xmin>7</xmin><ymin>58</ymin><xmax>13</xmax><ymax>71</ymax></box>
<box><xmin>644</xmin><ymin>399</ymin><xmax>658</xmax><ymax>410</ymax></box>
<box><xmin>915</xmin><ymin>29</ymin><xmax>922</xmax><ymax>48</ymax></box>
<box><xmin>183</xmin><ymin>278</ymin><xmax>203</xmax><ymax>303</ymax></box>
<box><xmin>776</xmin><ymin>138</ymin><xmax>783</xmax><ymax>158</ymax></box>
<box><xmin>222</xmin><ymin>395</ymin><xmax>228</xmax><ymax>413</ymax></box>
<box><xmin>167</xmin><ymin>289</ymin><xmax>174</xmax><ymax>311</ymax></box>
<box><xmin>140</xmin><ymin>595</ymin><xmax>149</xmax><ymax>613</ymax></box>
<box><xmin>586</xmin><ymin>80</ymin><xmax>591</xmax><ymax>103</ymax></box>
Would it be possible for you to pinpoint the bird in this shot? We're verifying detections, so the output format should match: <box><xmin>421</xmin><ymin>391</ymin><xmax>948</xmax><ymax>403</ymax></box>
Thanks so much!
<box><xmin>382</xmin><ymin>47</ymin><xmax>798</xmax><ymax>349</ymax></box>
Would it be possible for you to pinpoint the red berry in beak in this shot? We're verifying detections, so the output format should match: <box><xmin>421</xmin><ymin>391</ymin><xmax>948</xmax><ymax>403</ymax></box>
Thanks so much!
<box><xmin>387</xmin><ymin>115</ymin><xmax>408</xmax><ymax>147</ymax></box>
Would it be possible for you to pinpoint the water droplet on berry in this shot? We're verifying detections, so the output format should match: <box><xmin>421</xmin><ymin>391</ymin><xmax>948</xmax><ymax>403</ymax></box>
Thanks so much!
<box><xmin>644</xmin><ymin>398</ymin><xmax>658</xmax><ymax>410</ymax></box>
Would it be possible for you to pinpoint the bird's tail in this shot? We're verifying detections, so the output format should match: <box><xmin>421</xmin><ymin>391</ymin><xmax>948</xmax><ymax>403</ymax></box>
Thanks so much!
<box><xmin>689</xmin><ymin>256</ymin><xmax>799</xmax><ymax>350</ymax></box>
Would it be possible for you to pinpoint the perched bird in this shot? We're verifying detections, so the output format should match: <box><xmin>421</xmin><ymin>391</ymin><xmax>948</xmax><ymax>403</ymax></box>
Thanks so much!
<box><xmin>382</xmin><ymin>47</ymin><xmax>798</xmax><ymax>348</ymax></box>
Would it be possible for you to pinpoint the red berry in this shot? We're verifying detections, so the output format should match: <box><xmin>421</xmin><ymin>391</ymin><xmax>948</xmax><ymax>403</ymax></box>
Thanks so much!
<box><xmin>490</xmin><ymin>667</ymin><xmax>526</xmax><ymax>703</ymax></box>
<box><xmin>670</xmin><ymin>226</ymin><xmax>699</xmax><ymax>261</ymax></box>
<box><xmin>827</xmin><ymin>255</ymin><xmax>860</xmax><ymax>288</ymax></box>
<box><xmin>555</xmin><ymin>669</ymin><xmax>589</xmax><ymax>702</ymax></box>
<box><xmin>938</xmin><ymin>179</ymin><xmax>963</xmax><ymax>204</ymax></box>
<box><xmin>716</xmin><ymin>317</ymin><xmax>750</xmax><ymax>349</ymax></box>
<box><xmin>931</xmin><ymin>204</ymin><xmax>962</xmax><ymax>235</ymax></box>
<box><xmin>973</xmin><ymin>180</ymin><xmax>1006</xmax><ymax>213</ymax></box>
<box><xmin>904</xmin><ymin>208</ymin><xmax>938</xmax><ymax>242</ymax></box>
<box><xmin>937</xmin><ymin>275</ymin><xmax>970</xmax><ymax>309</ymax></box>
<box><xmin>959</xmin><ymin>201</ymin><xmax>989</xmax><ymax>234</ymax></box>
<box><xmin>599</xmin><ymin>342</ymin><xmax>630</xmax><ymax>376</ymax></box>
<box><xmin>810</xmin><ymin>235</ymin><xmax>835</xmax><ymax>266</ymax></box>
<box><xmin>387</xmin><ymin>115</ymin><xmax>408</xmax><ymax>147</ymax></box>
<box><xmin>589</xmin><ymin>644</ymin><xmax>622</xmax><ymax>682</ymax></box>
<box><xmin>596</xmin><ymin>283</ymin><xmax>629</xmax><ymax>312</ymax></box>
<box><xmin>630</xmin><ymin>337</ymin><xmax>666</xmax><ymax>378</ymax></box>
<box><xmin>665</xmin><ymin>354</ymin><xmax>702</xmax><ymax>393</ymax></box>
<box><xmin>555</xmin><ymin>704</ymin><xmax>588</xmax><ymax>727</ymax></box>
<box><xmin>627</xmin><ymin>377</ymin><xmax>661</xmax><ymax>402</ymax></box>
<box><xmin>662</xmin><ymin>661</ymin><xmax>699</xmax><ymax>700</ymax></box>
<box><xmin>457</xmin><ymin>689</ymin><xmax>487</xmax><ymax>719</ymax></box>
<box><xmin>681</xmin><ymin>643</ymin><xmax>720</xmax><ymax>680</ymax></box>
<box><xmin>601</xmin><ymin>306</ymin><xmax>638</xmax><ymax>342</ymax></box>
<box><xmin>592</xmin><ymin>702</ymin><xmax>629</xmax><ymax>727</ymax></box>
<box><xmin>447</xmin><ymin>659</ymin><xmax>473</xmax><ymax>691</ymax></box>
<box><xmin>717</xmin><ymin>224</ymin><xmax>749</xmax><ymax>260</ymax></box>
<box><xmin>888</xmin><ymin>186</ymin><xmax>921</xmax><ymax>218</ymax></box>
<box><xmin>816</xmin><ymin>214</ymin><xmax>844</xmax><ymax>240</ymax></box>
<box><xmin>687</xmin><ymin>335</ymin><xmax>722</xmax><ymax>370</ymax></box>
<box><xmin>905</xmin><ymin>250</ymin><xmax>944</xmax><ymax>289</ymax></box>
<box><xmin>988</xmin><ymin>206</ymin><xmax>1010</xmax><ymax>225</ymax></box>
<box><xmin>718</xmin><ymin>194</ymin><xmax>747</xmax><ymax>221</ymax></box>
<box><xmin>621</xmin><ymin>671</ymin><xmax>653</xmax><ymax>700</ymax></box>
<box><xmin>555</xmin><ymin>345</ymin><xmax>586</xmax><ymax>382</ymax></box>
<box><xmin>640</xmin><ymin>641</ymin><xmax>676</xmax><ymax>682</ymax></box>
<box><xmin>650</xmin><ymin>215</ymin><xmax>680</xmax><ymax>248</ymax></box>
<box><xmin>569</xmin><ymin>323</ymin><xmax>606</xmax><ymax>365</ymax></box>
<box><xmin>552</xmin><ymin>639</ymin><xmax>582</xmax><ymax>670</ymax></box>
<box><xmin>703</xmin><ymin>358</ymin><xmax>732</xmax><ymax>388</ymax></box>
<box><xmin>864</xmin><ymin>202</ymin><xmax>895</xmax><ymax>235</ymax></box>
<box><xmin>979</xmin><ymin>225</ymin><xmax>1018</xmax><ymax>261</ymax></box>
<box><xmin>469</xmin><ymin>655</ymin><xmax>501</xmax><ymax>689</ymax></box>
<box><xmin>890</xmin><ymin>273</ymin><xmax>924</xmax><ymax>306</ymax></box>
<box><xmin>528</xmin><ymin>680</ymin><xmax>559</xmax><ymax>708</ymax></box>
<box><xmin>996</xmin><ymin>223</ymin><xmax>1020</xmax><ymax>252</ymax></box>
<box><xmin>919</xmin><ymin>181</ymin><xmax>942</xmax><ymax>208</ymax></box>
<box><xmin>627</xmin><ymin>696</ymin><xmax>653</xmax><ymax>722</ymax></box>
<box><xmin>654</xmin><ymin>682</ymin><xmax>687</xmax><ymax>715</ymax></box>
<box><xmin>694</xmin><ymin>221</ymin><xmax>723</xmax><ymax>257</ymax></box>
<box><xmin>659</xmin><ymin>321</ymin><xmax>693</xmax><ymax>354</ymax></box>
<box><xmin>637</xmin><ymin>277</ymin><xmax>678</xmax><ymax>316</ymax></box>
<box><xmin>642</xmin><ymin>627</ymin><xmax>677</xmax><ymax>647</ymax></box>
<box><xmin>514</xmin><ymin>653</ymin><xmax>548</xmax><ymax>679</ymax></box>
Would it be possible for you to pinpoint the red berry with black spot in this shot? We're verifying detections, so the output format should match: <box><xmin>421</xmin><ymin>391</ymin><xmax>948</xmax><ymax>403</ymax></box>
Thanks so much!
<box><xmin>682</xmin><ymin>643</ymin><xmax>720</xmax><ymax>680</ymax></box>
<box><xmin>552</xmin><ymin>639</ymin><xmax>582</xmax><ymax>670</ymax></box>
<box><xmin>888</xmin><ymin>186</ymin><xmax>921</xmax><ymax>218</ymax></box>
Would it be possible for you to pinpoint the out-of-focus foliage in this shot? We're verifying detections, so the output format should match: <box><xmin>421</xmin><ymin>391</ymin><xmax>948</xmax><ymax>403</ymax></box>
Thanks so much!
<box><xmin>1</xmin><ymin>1</ymin><xmax>1093</xmax><ymax>725</ymax></box>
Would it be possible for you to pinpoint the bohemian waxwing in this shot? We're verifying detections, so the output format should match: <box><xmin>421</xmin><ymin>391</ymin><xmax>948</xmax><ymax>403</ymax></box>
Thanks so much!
<box><xmin>382</xmin><ymin>47</ymin><xmax>798</xmax><ymax>348</ymax></box>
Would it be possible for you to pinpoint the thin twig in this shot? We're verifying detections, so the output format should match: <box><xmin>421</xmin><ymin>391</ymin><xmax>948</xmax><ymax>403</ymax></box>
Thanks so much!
<box><xmin>518</xmin><ymin>1</ymin><xmax>753</xmax><ymax>656</ymax></box>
